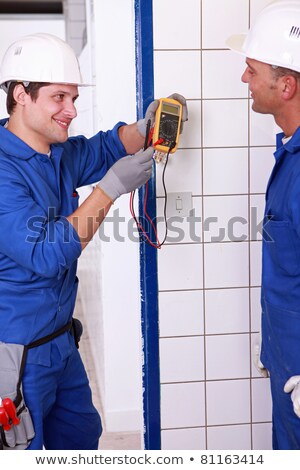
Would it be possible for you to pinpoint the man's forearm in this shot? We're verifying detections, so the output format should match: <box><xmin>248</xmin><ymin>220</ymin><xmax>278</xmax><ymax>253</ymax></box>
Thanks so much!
<box><xmin>67</xmin><ymin>187</ymin><xmax>112</xmax><ymax>250</ymax></box>
<box><xmin>118</xmin><ymin>123</ymin><xmax>145</xmax><ymax>155</ymax></box>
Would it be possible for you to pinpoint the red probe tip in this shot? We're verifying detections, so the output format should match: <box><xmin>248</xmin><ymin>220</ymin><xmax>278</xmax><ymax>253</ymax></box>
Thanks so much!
<box><xmin>153</xmin><ymin>138</ymin><xmax>164</xmax><ymax>146</ymax></box>
<box><xmin>2</xmin><ymin>398</ymin><xmax>20</xmax><ymax>426</ymax></box>
<box><xmin>0</xmin><ymin>407</ymin><xmax>11</xmax><ymax>431</ymax></box>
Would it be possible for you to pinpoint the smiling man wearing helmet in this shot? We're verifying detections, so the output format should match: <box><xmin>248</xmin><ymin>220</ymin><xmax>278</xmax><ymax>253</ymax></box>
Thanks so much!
<box><xmin>0</xmin><ymin>33</ymin><xmax>187</xmax><ymax>450</ymax></box>
<box><xmin>227</xmin><ymin>1</ymin><xmax>300</xmax><ymax>450</ymax></box>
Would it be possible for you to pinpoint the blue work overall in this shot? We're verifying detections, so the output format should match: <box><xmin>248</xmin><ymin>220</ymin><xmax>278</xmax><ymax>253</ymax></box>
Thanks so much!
<box><xmin>0</xmin><ymin>119</ymin><xmax>127</xmax><ymax>449</ymax></box>
<box><xmin>261</xmin><ymin>127</ymin><xmax>300</xmax><ymax>449</ymax></box>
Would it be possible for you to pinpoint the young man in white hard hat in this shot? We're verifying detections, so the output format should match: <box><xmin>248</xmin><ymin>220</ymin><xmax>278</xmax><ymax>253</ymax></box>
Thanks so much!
<box><xmin>227</xmin><ymin>0</ymin><xmax>300</xmax><ymax>450</ymax></box>
<box><xmin>0</xmin><ymin>33</ymin><xmax>187</xmax><ymax>450</ymax></box>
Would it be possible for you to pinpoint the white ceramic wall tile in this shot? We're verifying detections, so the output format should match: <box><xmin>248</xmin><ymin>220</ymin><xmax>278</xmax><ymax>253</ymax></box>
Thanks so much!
<box><xmin>250</xmin><ymin>194</ymin><xmax>265</xmax><ymax>242</ymax></box>
<box><xmin>203</xmin><ymin>148</ymin><xmax>248</xmax><ymax>195</ymax></box>
<box><xmin>250</xmin><ymin>287</ymin><xmax>261</xmax><ymax>333</ymax></box>
<box><xmin>206</xmin><ymin>379</ymin><xmax>251</xmax><ymax>425</ymax></box>
<box><xmin>206</xmin><ymin>334</ymin><xmax>250</xmax><ymax>380</ymax></box>
<box><xmin>156</xmin><ymin>149</ymin><xmax>202</xmax><ymax>197</ymax></box>
<box><xmin>161</xmin><ymin>382</ymin><xmax>205</xmax><ymax>429</ymax></box>
<box><xmin>160</xmin><ymin>336</ymin><xmax>205</xmax><ymax>383</ymax></box>
<box><xmin>161</xmin><ymin>427</ymin><xmax>206</xmax><ymax>450</ymax></box>
<box><xmin>250</xmin><ymin>147</ymin><xmax>275</xmax><ymax>194</ymax></box>
<box><xmin>207</xmin><ymin>424</ymin><xmax>251</xmax><ymax>450</ymax></box>
<box><xmin>203</xmin><ymin>195</ymin><xmax>248</xmax><ymax>243</ymax></box>
<box><xmin>204</xmin><ymin>242</ymin><xmax>249</xmax><ymax>289</ymax></box>
<box><xmin>159</xmin><ymin>290</ymin><xmax>204</xmax><ymax>337</ymax></box>
<box><xmin>250</xmin><ymin>241</ymin><xmax>262</xmax><ymax>287</ymax></box>
<box><xmin>205</xmin><ymin>288</ymin><xmax>249</xmax><ymax>335</ymax></box>
<box><xmin>202</xmin><ymin>50</ymin><xmax>248</xmax><ymax>99</ymax></box>
<box><xmin>158</xmin><ymin>244</ymin><xmax>203</xmax><ymax>291</ymax></box>
<box><xmin>156</xmin><ymin>196</ymin><xmax>202</xmax><ymax>244</ymax></box>
<box><xmin>202</xmin><ymin>0</ymin><xmax>249</xmax><ymax>49</ymax></box>
<box><xmin>154</xmin><ymin>51</ymin><xmax>201</xmax><ymax>99</ymax></box>
<box><xmin>250</xmin><ymin>110</ymin><xmax>281</xmax><ymax>146</ymax></box>
<box><xmin>252</xmin><ymin>423</ymin><xmax>272</xmax><ymax>450</ymax></box>
<box><xmin>251</xmin><ymin>378</ymin><xmax>272</xmax><ymax>422</ymax></box>
<box><xmin>153</xmin><ymin>0</ymin><xmax>201</xmax><ymax>50</ymax></box>
<box><xmin>150</xmin><ymin>0</ymin><xmax>277</xmax><ymax>450</ymax></box>
<box><xmin>179</xmin><ymin>101</ymin><xmax>202</xmax><ymax>149</ymax></box>
<box><xmin>203</xmin><ymin>100</ymin><xmax>248</xmax><ymax>148</ymax></box>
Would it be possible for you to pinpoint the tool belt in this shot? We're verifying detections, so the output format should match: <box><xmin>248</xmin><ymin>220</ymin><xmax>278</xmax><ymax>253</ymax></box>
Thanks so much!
<box><xmin>0</xmin><ymin>317</ymin><xmax>82</xmax><ymax>450</ymax></box>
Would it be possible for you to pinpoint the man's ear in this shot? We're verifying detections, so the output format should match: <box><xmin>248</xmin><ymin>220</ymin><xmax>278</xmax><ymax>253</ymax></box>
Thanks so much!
<box><xmin>13</xmin><ymin>83</ymin><xmax>28</xmax><ymax>106</ymax></box>
<box><xmin>281</xmin><ymin>75</ymin><xmax>297</xmax><ymax>101</ymax></box>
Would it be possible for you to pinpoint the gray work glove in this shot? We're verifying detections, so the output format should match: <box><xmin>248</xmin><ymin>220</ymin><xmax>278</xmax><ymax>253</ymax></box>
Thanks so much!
<box><xmin>98</xmin><ymin>146</ymin><xmax>154</xmax><ymax>202</ymax></box>
<box><xmin>137</xmin><ymin>93</ymin><xmax>188</xmax><ymax>137</ymax></box>
<box><xmin>0</xmin><ymin>342</ymin><xmax>35</xmax><ymax>449</ymax></box>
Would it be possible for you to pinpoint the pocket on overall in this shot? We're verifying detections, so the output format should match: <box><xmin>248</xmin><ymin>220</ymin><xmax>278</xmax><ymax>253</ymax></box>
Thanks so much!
<box><xmin>262</xmin><ymin>300</ymin><xmax>300</xmax><ymax>378</ymax></box>
<box><xmin>264</xmin><ymin>219</ymin><xmax>300</xmax><ymax>275</ymax></box>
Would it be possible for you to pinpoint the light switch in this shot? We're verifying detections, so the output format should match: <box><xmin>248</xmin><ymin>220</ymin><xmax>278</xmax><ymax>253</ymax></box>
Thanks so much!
<box><xmin>167</xmin><ymin>192</ymin><xmax>193</xmax><ymax>217</ymax></box>
<box><xmin>176</xmin><ymin>198</ymin><xmax>183</xmax><ymax>211</ymax></box>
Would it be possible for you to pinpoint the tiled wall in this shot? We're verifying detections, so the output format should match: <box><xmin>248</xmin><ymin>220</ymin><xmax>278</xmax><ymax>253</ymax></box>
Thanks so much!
<box><xmin>153</xmin><ymin>0</ymin><xmax>279</xmax><ymax>450</ymax></box>
<box><xmin>63</xmin><ymin>0</ymin><xmax>87</xmax><ymax>56</ymax></box>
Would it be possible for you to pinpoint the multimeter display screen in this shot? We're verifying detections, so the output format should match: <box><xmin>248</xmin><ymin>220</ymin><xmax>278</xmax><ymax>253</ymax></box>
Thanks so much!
<box><xmin>162</xmin><ymin>103</ymin><xmax>179</xmax><ymax>115</ymax></box>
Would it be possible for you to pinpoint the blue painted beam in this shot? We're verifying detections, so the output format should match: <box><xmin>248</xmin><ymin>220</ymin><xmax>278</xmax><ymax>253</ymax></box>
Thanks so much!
<box><xmin>134</xmin><ymin>0</ymin><xmax>161</xmax><ymax>451</ymax></box>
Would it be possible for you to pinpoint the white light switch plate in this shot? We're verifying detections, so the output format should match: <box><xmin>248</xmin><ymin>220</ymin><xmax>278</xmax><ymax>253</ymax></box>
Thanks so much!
<box><xmin>167</xmin><ymin>192</ymin><xmax>193</xmax><ymax>217</ymax></box>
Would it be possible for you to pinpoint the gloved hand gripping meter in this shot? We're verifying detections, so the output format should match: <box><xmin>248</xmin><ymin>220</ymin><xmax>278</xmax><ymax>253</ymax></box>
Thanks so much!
<box><xmin>153</xmin><ymin>98</ymin><xmax>182</xmax><ymax>154</ymax></box>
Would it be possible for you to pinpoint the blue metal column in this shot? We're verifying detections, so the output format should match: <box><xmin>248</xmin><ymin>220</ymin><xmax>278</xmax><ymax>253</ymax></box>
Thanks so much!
<box><xmin>134</xmin><ymin>0</ymin><xmax>161</xmax><ymax>450</ymax></box>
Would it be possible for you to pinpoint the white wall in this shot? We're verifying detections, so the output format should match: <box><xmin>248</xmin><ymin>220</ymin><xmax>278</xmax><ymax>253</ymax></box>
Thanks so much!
<box><xmin>92</xmin><ymin>0</ymin><xmax>143</xmax><ymax>433</ymax></box>
<box><xmin>154</xmin><ymin>0</ymin><xmax>277</xmax><ymax>450</ymax></box>
<box><xmin>74</xmin><ymin>0</ymin><xmax>144</xmax><ymax>435</ymax></box>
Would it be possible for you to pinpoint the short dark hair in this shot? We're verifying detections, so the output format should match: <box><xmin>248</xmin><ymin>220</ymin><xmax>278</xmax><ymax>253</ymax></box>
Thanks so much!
<box><xmin>6</xmin><ymin>81</ymin><xmax>50</xmax><ymax>115</ymax></box>
<box><xmin>271</xmin><ymin>65</ymin><xmax>300</xmax><ymax>82</ymax></box>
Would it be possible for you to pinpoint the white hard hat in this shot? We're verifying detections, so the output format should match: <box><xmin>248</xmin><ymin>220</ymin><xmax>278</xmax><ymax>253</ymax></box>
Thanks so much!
<box><xmin>226</xmin><ymin>1</ymin><xmax>300</xmax><ymax>72</ymax></box>
<box><xmin>0</xmin><ymin>32</ymin><xmax>90</xmax><ymax>91</ymax></box>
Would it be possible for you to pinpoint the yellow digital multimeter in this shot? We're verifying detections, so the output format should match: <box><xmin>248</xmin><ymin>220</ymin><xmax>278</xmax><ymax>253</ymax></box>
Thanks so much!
<box><xmin>153</xmin><ymin>98</ymin><xmax>182</xmax><ymax>154</ymax></box>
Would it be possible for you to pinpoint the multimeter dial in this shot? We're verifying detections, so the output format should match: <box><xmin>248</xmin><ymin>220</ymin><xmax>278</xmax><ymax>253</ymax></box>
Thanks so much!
<box><xmin>160</xmin><ymin>116</ymin><xmax>178</xmax><ymax>138</ymax></box>
<box><xmin>159</xmin><ymin>114</ymin><xmax>180</xmax><ymax>144</ymax></box>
